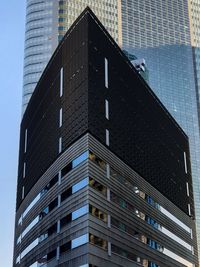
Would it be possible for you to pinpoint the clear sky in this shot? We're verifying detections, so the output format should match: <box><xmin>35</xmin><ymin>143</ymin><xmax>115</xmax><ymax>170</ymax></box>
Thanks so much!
<box><xmin>0</xmin><ymin>1</ymin><xmax>26</xmax><ymax>266</ymax></box>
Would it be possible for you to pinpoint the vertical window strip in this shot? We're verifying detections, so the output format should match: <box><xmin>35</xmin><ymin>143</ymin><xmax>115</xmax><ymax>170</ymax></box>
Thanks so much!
<box><xmin>105</xmin><ymin>99</ymin><xmax>109</xmax><ymax>119</ymax></box>
<box><xmin>106</xmin><ymin>163</ymin><xmax>110</xmax><ymax>179</ymax></box>
<box><xmin>107</xmin><ymin>214</ymin><xmax>111</xmax><ymax>228</ymax></box>
<box><xmin>59</xmin><ymin>108</ymin><xmax>63</xmax><ymax>127</ymax></box>
<box><xmin>59</xmin><ymin>137</ymin><xmax>62</xmax><ymax>153</ymax></box>
<box><xmin>188</xmin><ymin>204</ymin><xmax>191</xmax><ymax>216</ymax></box>
<box><xmin>60</xmin><ymin>67</ymin><xmax>63</xmax><ymax>97</ymax></box>
<box><xmin>186</xmin><ymin>182</ymin><xmax>189</xmax><ymax>196</ymax></box>
<box><xmin>108</xmin><ymin>241</ymin><xmax>111</xmax><ymax>256</ymax></box>
<box><xmin>24</xmin><ymin>129</ymin><xmax>28</xmax><ymax>153</ymax></box>
<box><xmin>184</xmin><ymin>152</ymin><xmax>188</xmax><ymax>174</ymax></box>
<box><xmin>107</xmin><ymin>188</ymin><xmax>111</xmax><ymax>201</ymax></box>
<box><xmin>22</xmin><ymin>186</ymin><xmax>25</xmax><ymax>200</ymax></box>
<box><xmin>106</xmin><ymin>129</ymin><xmax>109</xmax><ymax>146</ymax></box>
<box><xmin>57</xmin><ymin>220</ymin><xmax>61</xmax><ymax>234</ymax></box>
<box><xmin>105</xmin><ymin>58</ymin><xmax>108</xmax><ymax>88</ymax></box>
<box><xmin>23</xmin><ymin>162</ymin><xmax>26</xmax><ymax>178</ymax></box>
<box><xmin>56</xmin><ymin>246</ymin><xmax>60</xmax><ymax>260</ymax></box>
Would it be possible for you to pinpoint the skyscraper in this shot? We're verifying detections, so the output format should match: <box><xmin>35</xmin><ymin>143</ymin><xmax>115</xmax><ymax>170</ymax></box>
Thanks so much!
<box><xmin>14</xmin><ymin>8</ymin><xmax>198</xmax><ymax>267</ymax></box>
<box><xmin>22</xmin><ymin>0</ymin><xmax>200</xmax><ymax>259</ymax></box>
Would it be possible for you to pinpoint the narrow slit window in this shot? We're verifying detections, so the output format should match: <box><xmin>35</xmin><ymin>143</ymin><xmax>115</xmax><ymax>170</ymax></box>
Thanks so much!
<box><xmin>106</xmin><ymin>129</ymin><xmax>109</xmax><ymax>146</ymax></box>
<box><xmin>186</xmin><ymin>182</ymin><xmax>189</xmax><ymax>196</ymax></box>
<box><xmin>23</xmin><ymin>162</ymin><xmax>26</xmax><ymax>178</ymax></box>
<box><xmin>59</xmin><ymin>137</ymin><xmax>62</xmax><ymax>153</ymax></box>
<box><xmin>105</xmin><ymin>58</ymin><xmax>108</xmax><ymax>88</ymax></box>
<box><xmin>184</xmin><ymin>152</ymin><xmax>188</xmax><ymax>174</ymax></box>
<box><xmin>59</xmin><ymin>108</ymin><xmax>62</xmax><ymax>127</ymax></box>
<box><xmin>60</xmin><ymin>67</ymin><xmax>63</xmax><ymax>97</ymax></box>
<box><xmin>24</xmin><ymin>129</ymin><xmax>28</xmax><ymax>153</ymax></box>
<box><xmin>105</xmin><ymin>99</ymin><xmax>109</xmax><ymax>120</ymax></box>
<box><xmin>188</xmin><ymin>204</ymin><xmax>191</xmax><ymax>216</ymax></box>
<box><xmin>22</xmin><ymin>186</ymin><xmax>25</xmax><ymax>200</ymax></box>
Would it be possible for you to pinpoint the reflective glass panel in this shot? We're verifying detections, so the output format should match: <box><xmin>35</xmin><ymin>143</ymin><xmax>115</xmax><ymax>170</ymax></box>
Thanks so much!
<box><xmin>72</xmin><ymin>205</ymin><xmax>89</xmax><ymax>220</ymax></box>
<box><xmin>72</xmin><ymin>234</ymin><xmax>88</xmax><ymax>249</ymax></box>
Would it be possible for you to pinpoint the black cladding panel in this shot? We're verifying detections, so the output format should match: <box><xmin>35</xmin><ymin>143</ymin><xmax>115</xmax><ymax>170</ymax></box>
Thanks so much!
<box><xmin>16</xmin><ymin>14</ymin><xmax>89</xmax><ymax>209</ymax></box>
<box><xmin>87</xmin><ymin>14</ymin><xmax>193</xmax><ymax>216</ymax></box>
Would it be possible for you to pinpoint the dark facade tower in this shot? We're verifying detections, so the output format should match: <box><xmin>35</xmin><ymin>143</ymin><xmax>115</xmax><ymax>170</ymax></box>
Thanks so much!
<box><xmin>14</xmin><ymin>8</ymin><xmax>198</xmax><ymax>267</ymax></box>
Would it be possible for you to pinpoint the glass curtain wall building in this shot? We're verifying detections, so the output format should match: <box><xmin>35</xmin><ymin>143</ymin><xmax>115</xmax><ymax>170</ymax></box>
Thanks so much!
<box><xmin>188</xmin><ymin>0</ymin><xmax>200</xmax><ymax>256</ymax></box>
<box><xmin>22</xmin><ymin>0</ymin><xmax>200</xmax><ymax>260</ymax></box>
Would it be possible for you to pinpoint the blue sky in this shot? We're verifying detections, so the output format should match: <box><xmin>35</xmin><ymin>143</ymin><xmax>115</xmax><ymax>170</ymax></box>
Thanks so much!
<box><xmin>0</xmin><ymin>1</ymin><xmax>26</xmax><ymax>266</ymax></box>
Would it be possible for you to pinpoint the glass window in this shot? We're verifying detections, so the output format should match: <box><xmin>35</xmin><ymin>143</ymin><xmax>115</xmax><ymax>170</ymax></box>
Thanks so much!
<box><xmin>72</xmin><ymin>234</ymin><xmax>88</xmax><ymax>249</ymax></box>
<box><xmin>89</xmin><ymin>234</ymin><xmax>107</xmax><ymax>250</ymax></box>
<box><xmin>39</xmin><ymin>206</ymin><xmax>49</xmax><ymax>220</ymax></box>
<box><xmin>111</xmin><ymin>244</ymin><xmax>138</xmax><ymax>261</ymax></box>
<box><xmin>72</xmin><ymin>205</ymin><xmax>88</xmax><ymax>221</ymax></box>
<box><xmin>61</xmin><ymin>187</ymin><xmax>72</xmax><ymax>202</ymax></box>
<box><xmin>72</xmin><ymin>177</ymin><xmax>88</xmax><ymax>193</ymax></box>
<box><xmin>89</xmin><ymin>205</ymin><xmax>107</xmax><ymax>222</ymax></box>
<box><xmin>105</xmin><ymin>58</ymin><xmax>109</xmax><ymax>88</ymax></box>
<box><xmin>39</xmin><ymin>232</ymin><xmax>48</xmax><ymax>243</ymax></box>
<box><xmin>48</xmin><ymin>223</ymin><xmax>57</xmax><ymax>236</ymax></box>
<box><xmin>21</xmin><ymin>215</ymin><xmax>40</xmax><ymax>239</ymax></box>
<box><xmin>163</xmin><ymin>248</ymin><xmax>194</xmax><ymax>267</ymax></box>
<box><xmin>89</xmin><ymin>178</ymin><xmax>107</xmax><ymax>196</ymax></box>
<box><xmin>60</xmin><ymin>67</ymin><xmax>63</xmax><ymax>97</ymax></box>
<box><xmin>47</xmin><ymin>249</ymin><xmax>57</xmax><ymax>261</ymax></box>
<box><xmin>61</xmin><ymin>162</ymin><xmax>72</xmax><ymax>177</ymax></box>
<box><xmin>111</xmin><ymin>217</ymin><xmax>138</xmax><ymax>237</ymax></box>
<box><xmin>160</xmin><ymin>206</ymin><xmax>191</xmax><ymax>233</ymax></box>
<box><xmin>21</xmin><ymin>174</ymin><xmax>58</xmax><ymax>222</ymax></box>
<box><xmin>89</xmin><ymin>152</ymin><xmax>106</xmax><ymax>170</ymax></box>
<box><xmin>21</xmin><ymin>238</ymin><xmax>39</xmax><ymax>259</ymax></box>
<box><xmin>72</xmin><ymin>151</ymin><xmax>89</xmax><ymax>168</ymax></box>
<box><xmin>49</xmin><ymin>198</ymin><xmax>58</xmax><ymax>212</ymax></box>
<box><xmin>60</xmin><ymin>213</ymin><xmax>72</xmax><ymax>228</ymax></box>
<box><xmin>60</xmin><ymin>241</ymin><xmax>71</xmax><ymax>254</ymax></box>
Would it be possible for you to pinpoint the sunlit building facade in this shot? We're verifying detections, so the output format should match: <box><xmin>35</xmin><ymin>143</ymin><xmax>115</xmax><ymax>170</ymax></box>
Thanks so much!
<box><xmin>14</xmin><ymin>9</ymin><xmax>198</xmax><ymax>267</ymax></box>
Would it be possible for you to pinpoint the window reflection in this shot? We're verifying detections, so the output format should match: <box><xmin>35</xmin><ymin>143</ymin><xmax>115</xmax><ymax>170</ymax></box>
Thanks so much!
<box><xmin>39</xmin><ymin>198</ymin><xmax>58</xmax><ymax>220</ymax></box>
<box><xmin>72</xmin><ymin>205</ymin><xmax>88</xmax><ymax>220</ymax></box>
<box><xmin>72</xmin><ymin>234</ymin><xmax>88</xmax><ymax>249</ymax></box>
<box><xmin>18</xmin><ymin>174</ymin><xmax>58</xmax><ymax>225</ymax></box>
<box><xmin>89</xmin><ymin>178</ymin><xmax>107</xmax><ymax>196</ymax></box>
<box><xmin>72</xmin><ymin>177</ymin><xmax>88</xmax><ymax>193</ymax></box>
<box><xmin>89</xmin><ymin>234</ymin><xmax>107</xmax><ymax>250</ymax></box>
<box><xmin>89</xmin><ymin>152</ymin><xmax>106</xmax><ymax>170</ymax></box>
<box><xmin>111</xmin><ymin>244</ymin><xmax>160</xmax><ymax>267</ymax></box>
<box><xmin>111</xmin><ymin>217</ymin><xmax>163</xmax><ymax>252</ymax></box>
<box><xmin>72</xmin><ymin>151</ymin><xmax>89</xmax><ymax>168</ymax></box>
<box><xmin>111</xmin><ymin>244</ymin><xmax>138</xmax><ymax>262</ymax></box>
<box><xmin>89</xmin><ymin>205</ymin><xmax>107</xmax><ymax>222</ymax></box>
<box><xmin>110</xmin><ymin>167</ymin><xmax>191</xmax><ymax>234</ymax></box>
<box><xmin>110</xmin><ymin>190</ymin><xmax>192</xmax><ymax>251</ymax></box>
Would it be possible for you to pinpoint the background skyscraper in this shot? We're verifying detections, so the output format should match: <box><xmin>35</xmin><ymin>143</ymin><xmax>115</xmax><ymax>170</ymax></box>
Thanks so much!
<box><xmin>22</xmin><ymin>0</ymin><xmax>200</xmax><ymax>259</ymax></box>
